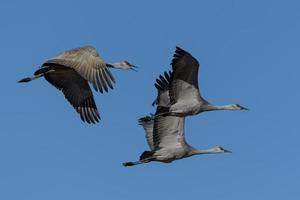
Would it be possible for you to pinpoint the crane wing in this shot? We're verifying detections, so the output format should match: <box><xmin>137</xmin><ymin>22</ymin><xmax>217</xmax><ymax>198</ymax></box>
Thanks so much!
<box><xmin>140</xmin><ymin>70</ymin><xmax>188</xmax><ymax>151</ymax></box>
<box><xmin>138</xmin><ymin>115</ymin><xmax>155</xmax><ymax>150</ymax></box>
<box><xmin>152</xmin><ymin>69</ymin><xmax>187</xmax><ymax>149</ymax></box>
<box><xmin>153</xmin><ymin>112</ymin><xmax>187</xmax><ymax>150</ymax></box>
<box><xmin>43</xmin><ymin>46</ymin><xmax>115</xmax><ymax>93</ymax></box>
<box><xmin>44</xmin><ymin>68</ymin><xmax>100</xmax><ymax>124</ymax></box>
<box><xmin>152</xmin><ymin>70</ymin><xmax>172</xmax><ymax>107</ymax></box>
<box><xmin>169</xmin><ymin>46</ymin><xmax>203</xmax><ymax>105</ymax></box>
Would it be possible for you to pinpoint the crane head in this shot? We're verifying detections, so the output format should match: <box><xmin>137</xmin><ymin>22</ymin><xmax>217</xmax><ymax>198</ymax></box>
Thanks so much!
<box><xmin>214</xmin><ymin>146</ymin><xmax>232</xmax><ymax>153</ymax></box>
<box><xmin>234</xmin><ymin>104</ymin><xmax>248</xmax><ymax>110</ymax></box>
<box><xmin>109</xmin><ymin>61</ymin><xmax>138</xmax><ymax>71</ymax></box>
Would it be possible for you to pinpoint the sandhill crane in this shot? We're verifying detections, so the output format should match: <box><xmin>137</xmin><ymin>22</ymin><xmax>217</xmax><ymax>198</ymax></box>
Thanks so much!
<box><xmin>157</xmin><ymin>46</ymin><xmax>247</xmax><ymax>117</ymax></box>
<box><xmin>123</xmin><ymin>71</ymin><xmax>231</xmax><ymax>167</ymax></box>
<box><xmin>18</xmin><ymin>46</ymin><xmax>136</xmax><ymax>124</ymax></box>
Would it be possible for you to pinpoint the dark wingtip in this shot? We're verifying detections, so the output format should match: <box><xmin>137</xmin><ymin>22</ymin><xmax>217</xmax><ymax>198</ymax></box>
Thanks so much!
<box><xmin>171</xmin><ymin>46</ymin><xmax>189</xmax><ymax>65</ymax></box>
<box><xmin>138</xmin><ymin>115</ymin><xmax>154</xmax><ymax>124</ymax></box>
<box><xmin>175</xmin><ymin>46</ymin><xmax>184</xmax><ymax>52</ymax></box>
<box><xmin>175</xmin><ymin>46</ymin><xmax>188</xmax><ymax>54</ymax></box>
<box><xmin>154</xmin><ymin>70</ymin><xmax>172</xmax><ymax>92</ymax></box>
<box><xmin>77</xmin><ymin>106</ymin><xmax>101</xmax><ymax>124</ymax></box>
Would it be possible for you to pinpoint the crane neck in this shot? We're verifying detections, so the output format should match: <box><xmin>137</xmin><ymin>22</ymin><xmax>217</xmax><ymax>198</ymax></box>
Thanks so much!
<box><xmin>107</xmin><ymin>62</ymin><xmax>120</xmax><ymax>68</ymax></box>
<box><xmin>107</xmin><ymin>61</ymin><xmax>129</xmax><ymax>69</ymax></box>
<box><xmin>202</xmin><ymin>104</ymin><xmax>237</xmax><ymax>111</ymax></box>
<box><xmin>188</xmin><ymin>147</ymin><xmax>219</xmax><ymax>156</ymax></box>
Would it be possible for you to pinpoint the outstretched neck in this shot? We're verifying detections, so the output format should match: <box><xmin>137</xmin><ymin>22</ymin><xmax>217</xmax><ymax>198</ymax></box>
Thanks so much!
<box><xmin>188</xmin><ymin>148</ymin><xmax>219</xmax><ymax>156</ymax></box>
<box><xmin>202</xmin><ymin>104</ymin><xmax>237</xmax><ymax>111</ymax></box>
<box><xmin>106</xmin><ymin>61</ymin><xmax>137</xmax><ymax>71</ymax></box>
<box><xmin>106</xmin><ymin>62</ymin><xmax>123</xmax><ymax>69</ymax></box>
<box><xmin>107</xmin><ymin>61</ymin><xmax>133</xmax><ymax>69</ymax></box>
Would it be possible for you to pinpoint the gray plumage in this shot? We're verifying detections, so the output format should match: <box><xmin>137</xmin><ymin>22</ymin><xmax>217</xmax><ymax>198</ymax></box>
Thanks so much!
<box><xmin>18</xmin><ymin>46</ymin><xmax>136</xmax><ymax>124</ymax></box>
<box><xmin>123</xmin><ymin>71</ymin><xmax>231</xmax><ymax>167</ymax></box>
<box><xmin>138</xmin><ymin>115</ymin><xmax>155</xmax><ymax>151</ymax></box>
<box><xmin>165</xmin><ymin>46</ymin><xmax>248</xmax><ymax>117</ymax></box>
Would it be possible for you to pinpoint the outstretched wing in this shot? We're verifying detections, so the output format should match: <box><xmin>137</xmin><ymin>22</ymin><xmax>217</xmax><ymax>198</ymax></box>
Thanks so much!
<box><xmin>44</xmin><ymin>68</ymin><xmax>100</xmax><ymax>124</ymax></box>
<box><xmin>138</xmin><ymin>115</ymin><xmax>155</xmax><ymax>150</ymax></box>
<box><xmin>43</xmin><ymin>46</ymin><xmax>115</xmax><ymax>93</ymax></box>
<box><xmin>153</xmin><ymin>113</ymin><xmax>187</xmax><ymax>150</ymax></box>
<box><xmin>169</xmin><ymin>46</ymin><xmax>205</xmax><ymax>105</ymax></box>
<box><xmin>152</xmin><ymin>70</ymin><xmax>172</xmax><ymax>107</ymax></box>
<box><xmin>152</xmin><ymin>69</ymin><xmax>187</xmax><ymax>149</ymax></box>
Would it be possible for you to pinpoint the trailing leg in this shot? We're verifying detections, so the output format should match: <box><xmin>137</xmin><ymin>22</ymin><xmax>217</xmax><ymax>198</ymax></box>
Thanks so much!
<box><xmin>18</xmin><ymin>67</ymin><xmax>55</xmax><ymax>83</ymax></box>
<box><xmin>123</xmin><ymin>150</ymin><xmax>155</xmax><ymax>167</ymax></box>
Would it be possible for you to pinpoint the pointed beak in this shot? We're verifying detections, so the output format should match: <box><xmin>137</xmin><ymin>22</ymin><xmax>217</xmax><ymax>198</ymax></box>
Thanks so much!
<box><xmin>130</xmin><ymin>65</ymin><xmax>138</xmax><ymax>72</ymax></box>
<box><xmin>239</xmin><ymin>105</ymin><xmax>249</xmax><ymax>111</ymax></box>
<box><xmin>224</xmin><ymin>149</ymin><xmax>232</xmax><ymax>153</ymax></box>
<box><xmin>130</xmin><ymin>67</ymin><xmax>138</xmax><ymax>72</ymax></box>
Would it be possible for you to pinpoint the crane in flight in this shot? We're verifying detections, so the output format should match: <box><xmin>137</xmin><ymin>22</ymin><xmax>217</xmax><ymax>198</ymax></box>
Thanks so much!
<box><xmin>18</xmin><ymin>46</ymin><xmax>137</xmax><ymax>124</ymax></box>
<box><xmin>123</xmin><ymin>71</ymin><xmax>231</xmax><ymax>167</ymax></box>
<box><xmin>156</xmin><ymin>46</ymin><xmax>248</xmax><ymax>117</ymax></box>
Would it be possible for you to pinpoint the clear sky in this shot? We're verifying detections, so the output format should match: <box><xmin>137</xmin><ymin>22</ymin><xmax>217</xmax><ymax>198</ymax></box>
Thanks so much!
<box><xmin>0</xmin><ymin>0</ymin><xmax>299</xmax><ymax>199</ymax></box>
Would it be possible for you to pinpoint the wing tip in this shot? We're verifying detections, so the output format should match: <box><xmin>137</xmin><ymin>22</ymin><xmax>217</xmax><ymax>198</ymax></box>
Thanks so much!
<box><xmin>77</xmin><ymin>106</ymin><xmax>101</xmax><ymax>124</ymax></box>
<box><xmin>138</xmin><ymin>115</ymin><xmax>154</xmax><ymax>124</ymax></box>
<box><xmin>171</xmin><ymin>46</ymin><xmax>193</xmax><ymax>65</ymax></box>
<box><xmin>154</xmin><ymin>70</ymin><xmax>172</xmax><ymax>91</ymax></box>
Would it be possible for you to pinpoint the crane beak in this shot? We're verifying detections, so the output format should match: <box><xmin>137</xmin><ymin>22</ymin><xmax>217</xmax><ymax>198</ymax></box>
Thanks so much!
<box><xmin>130</xmin><ymin>65</ymin><xmax>138</xmax><ymax>72</ymax></box>
<box><xmin>239</xmin><ymin>105</ymin><xmax>249</xmax><ymax>110</ymax></box>
<box><xmin>224</xmin><ymin>149</ymin><xmax>232</xmax><ymax>153</ymax></box>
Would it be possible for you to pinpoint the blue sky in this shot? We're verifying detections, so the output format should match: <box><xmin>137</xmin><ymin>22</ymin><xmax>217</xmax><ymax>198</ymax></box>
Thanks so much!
<box><xmin>0</xmin><ymin>0</ymin><xmax>299</xmax><ymax>199</ymax></box>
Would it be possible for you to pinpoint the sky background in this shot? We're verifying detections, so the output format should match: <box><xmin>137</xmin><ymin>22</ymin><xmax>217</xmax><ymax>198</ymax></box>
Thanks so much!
<box><xmin>0</xmin><ymin>0</ymin><xmax>299</xmax><ymax>199</ymax></box>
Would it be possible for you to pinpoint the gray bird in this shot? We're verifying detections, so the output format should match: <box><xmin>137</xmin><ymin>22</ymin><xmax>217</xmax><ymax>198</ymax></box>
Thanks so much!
<box><xmin>18</xmin><ymin>46</ymin><xmax>137</xmax><ymax>124</ymax></box>
<box><xmin>157</xmin><ymin>46</ymin><xmax>248</xmax><ymax>117</ymax></box>
<box><xmin>123</xmin><ymin>71</ymin><xmax>231</xmax><ymax>167</ymax></box>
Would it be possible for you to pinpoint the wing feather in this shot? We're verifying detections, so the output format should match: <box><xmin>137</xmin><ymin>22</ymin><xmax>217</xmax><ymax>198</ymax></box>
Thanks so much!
<box><xmin>152</xmin><ymin>70</ymin><xmax>172</xmax><ymax>107</ymax></box>
<box><xmin>152</xmin><ymin>69</ymin><xmax>187</xmax><ymax>149</ymax></box>
<box><xmin>153</xmin><ymin>114</ymin><xmax>187</xmax><ymax>150</ymax></box>
<box><xmin>170</xmin><ymin>46</ymin><xmax>203</xmax><ymax>105</ymax></box>
<box><xmin>44</xmin><ymin>68</ymin><xmax>100</xmax><ymax>124</ymax></box>
<box><xmin>43</xmin><ymin>46</ymin><xmax>115</xmax><ymax>93</ymax></box>
<box><xmin>138</xmin><ymin>116</ymin><xmax>155</xmax><ymax>150</ymax></box>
